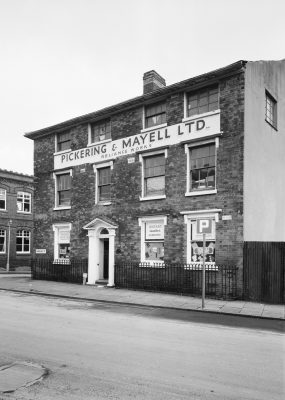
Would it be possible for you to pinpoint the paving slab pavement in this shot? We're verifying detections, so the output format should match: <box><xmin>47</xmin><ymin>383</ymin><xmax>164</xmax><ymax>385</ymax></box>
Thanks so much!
<box><xmin>0</xmin><ymin>274</ymin><xmax>284</xmax><ymax>320</ymax></box>
<box><xmin>0</xmin><ymin>362</ymin><xmax>47</xmax><ymax>393</ymax></box>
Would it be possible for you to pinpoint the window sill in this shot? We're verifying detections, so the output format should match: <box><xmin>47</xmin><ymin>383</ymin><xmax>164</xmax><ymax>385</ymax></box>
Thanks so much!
<box><xmin>88</xmin><ymin>138</ymin><xmax>112</xmax><ymax>146</ymax></box>
<box><xmin>140</xmin><ymin>195</ymin><xmax>166</xmax><ymax>201</ymax></box>
<box><xmin>139</xmin><ymin>262</ymin><xmax>165</xmax><ymax>268</ymax></box>
<box><xmin>265</xmin><ymin>119</ymin><xmax>278</xmax><ymax>131</ymax></box>
<box><xmin>0</xmin><ymin>209</ymin><xmax>7</xmax><ymax>212</ymax></box>
<box><xmin>54</xmin><ymin>149</ymin><xmax>72</xmax><ymax>156</ymax></box>
<box><xmin>16</xmin><ymin>252</ymin><xmax>31</xmax><ymax>255</ymax></box>
<box><xmin>182</xmin><ymin>109</ymin><xmax>220</xmax><ymax>123</ymax></box>
<box><xmin>97</xmin><ymin>201</ymin><xmax>112</xmax><ymax>206</ymax></box>
<box><xmin>185</xmin><ymin>189</ymin><xmax>217</xmax><ymax>197</ymax></box>
<box><xmin>17</xmin><ymin>211</ymin><xmax>31</xmax><ymax>215</ymax></box>
<box><xmin>141</xmin><ymin>123</ymin><xmax>167</xmax><ymax>133</ymax></box>
<box><xmin>184</xmin><ymin>263</ymin><xmax>218</xmax><ymax>271</ymax></box>
<box><xmin>53</xmin><ymin>206</ymin><xmax>71</xmax><ymax>211</ymax></box>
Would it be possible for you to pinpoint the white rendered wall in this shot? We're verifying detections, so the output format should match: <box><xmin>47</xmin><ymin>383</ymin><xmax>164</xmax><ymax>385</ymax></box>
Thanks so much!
<box><xmin>244</xmin><ymin>60</ymin><xmax>285</xmax><ymax>241</ymax></box>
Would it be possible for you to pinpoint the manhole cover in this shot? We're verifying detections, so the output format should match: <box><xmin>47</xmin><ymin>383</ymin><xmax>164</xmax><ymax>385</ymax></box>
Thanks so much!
<box><xmin>0</xmin><ymin>362</ymin><xmax>48</xmax><ymax>393</ymax></box>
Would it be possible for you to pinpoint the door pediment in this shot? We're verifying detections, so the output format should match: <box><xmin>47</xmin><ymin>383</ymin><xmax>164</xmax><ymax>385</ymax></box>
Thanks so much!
<box><xmin>83</xmin><ymin>217</ymin><xmax>118</xmax><ymax>232</ymax></box>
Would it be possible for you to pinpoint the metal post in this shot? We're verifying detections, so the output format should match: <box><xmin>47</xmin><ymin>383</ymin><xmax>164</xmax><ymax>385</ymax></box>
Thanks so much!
<box><xmin>202</xmin><ymin>233</ymin><xmax>206</xmax><ymax>309</ymax></box>
<box><xmin>6</xmin><ymin>219</ymin><xmax>12</xmax><ymax>272</ymax></box>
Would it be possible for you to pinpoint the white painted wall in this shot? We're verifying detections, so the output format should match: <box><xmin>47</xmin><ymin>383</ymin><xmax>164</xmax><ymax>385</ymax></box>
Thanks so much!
<box><xmin>244</xmin><ymin>60</ymin><xmax>285</xmax><ymax>241</ymax></box>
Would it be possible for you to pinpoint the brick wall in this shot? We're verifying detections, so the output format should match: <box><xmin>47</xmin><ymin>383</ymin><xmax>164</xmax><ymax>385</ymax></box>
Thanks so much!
<box><xmin>32</xmin><ymin>72</ymin><xmax>245</xmax><ymax>292</ymax></box>
<box><xmin>0</xmin><ymin>173</ymin><xmax>34</xmax><ymax>268</ymax></box>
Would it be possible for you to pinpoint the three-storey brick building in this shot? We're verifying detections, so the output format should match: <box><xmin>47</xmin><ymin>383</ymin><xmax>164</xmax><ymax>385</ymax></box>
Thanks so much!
<box><xmin>25</xmin><ymin>60</ymin><xmax>285</xmax><ymax>296</ymax></box>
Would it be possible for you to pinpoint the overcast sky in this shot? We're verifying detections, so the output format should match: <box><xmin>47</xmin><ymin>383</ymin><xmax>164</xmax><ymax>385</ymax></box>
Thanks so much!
<box><xmin>0</xmin><ymin>0</ymin><xmax>284</xmax><ymax>175</ymax></box>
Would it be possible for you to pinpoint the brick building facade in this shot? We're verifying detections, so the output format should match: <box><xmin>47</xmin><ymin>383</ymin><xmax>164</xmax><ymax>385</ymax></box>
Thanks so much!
<box><xmin>0</xmin><ymin>169</ymin><xmax>34</xmax><ymax>270</ymax></box>
<box><xmin>25</xmin><ymin>60</ymin><xmax>285</xmax><ymax>294</ymax></box>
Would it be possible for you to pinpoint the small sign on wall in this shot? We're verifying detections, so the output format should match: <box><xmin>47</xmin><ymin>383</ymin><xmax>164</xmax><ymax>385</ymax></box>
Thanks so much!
<box><xmin>36</xmin><ymin>249</ymin><xmax>46</xmax><ymax>254</ymax></box>
<box><xmin>128</xmin><ymin>157</ymin><xmax>135</xmax><ymax>164</ymax></box>
<box><xmin>222</xmin><ymin>215</ymin><xmax>232</xmax><ymax>221</ymax></box>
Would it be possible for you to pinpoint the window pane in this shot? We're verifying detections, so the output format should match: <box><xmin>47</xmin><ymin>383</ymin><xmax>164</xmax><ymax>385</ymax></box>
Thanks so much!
<box><xmin>145</xmin><ymin>242</ymin><xmax>164</xmax><ymax>261</ymax></box>
<box><xmin>99</xmin><ymin>168</ymin><xmax>111</xmax><ymax>185</ymax></box>
<box><xmin>57</xmin><ymin>132</ymin><xmax>71</xmax><ymax>151</ymax></box>
<box><xmin>191</xmin><ymin>241</ymin><xmax>215</xmax><ymax>262</ymax></box>
<box><xmin>206</xmin><ymin>168</ymin><xmax>215</xmax><ymax>187</ymax></box>
<box><xmin>145</xmin><ymin>176</ymin><xmax>165</xmax><ymax>197</ymax></box>
<box><xmin>58</xmin><ymin>174</ymin><xmax>71</xmax><ymax>190</ymax></box>
<box><xmin>92</xmin><ymin>121</ymin><xmax>111</xmax><ymax>142</ymax></box>
<box><xmin>188</xmin><ymin>86</ymin><xmax>219</xmax><ymax>116</ymax></box>
<box><xmin>145</xmin><ymin>102</ymin><xmax>166</xmax><ymax>127</ymax></box>
<box><xmin>59</xmin><ymin>191</ymin><xmax>71</xmax><ymax>206</ymax></box>
<box><xmin>99</xmin><ymin>185</ymin><xmax>111</xmax><ymax>201</ymax></box>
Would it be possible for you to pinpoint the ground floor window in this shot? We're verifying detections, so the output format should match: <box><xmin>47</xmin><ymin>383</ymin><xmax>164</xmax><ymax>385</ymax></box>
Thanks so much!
<box><xmin>16</xmin><ymin>230</ymin><xmax>31</xmax><ymax>253</ymax></box>
<box><xmin>138</xmin><ymin>216</ymin><xmax>167</xmax><ymax>264</ymax></box>
<box><xmin>53</xmin><ymin>223</ymin><xmax>71</xmax><ymax>260</ymax></box>
<box><xmin>183</xmin><ymin>210</ymin><xmax>221</xmax><ymax>267</ymax></box>
<box><xmin>0</xmin><ymin>229</ymin><xmax>6</xmax><ymax>253</ymax></box>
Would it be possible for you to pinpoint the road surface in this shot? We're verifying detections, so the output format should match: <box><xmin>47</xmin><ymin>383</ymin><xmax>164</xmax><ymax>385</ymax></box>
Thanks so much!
<box><xmin>0</xmin><ymin>290</ymin><xmax>284</xmax><ymax>399</ymax></box>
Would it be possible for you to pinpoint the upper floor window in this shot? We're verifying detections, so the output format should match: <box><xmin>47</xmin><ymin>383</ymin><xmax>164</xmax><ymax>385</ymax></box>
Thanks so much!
<box><xmin>189</xmin><ymin>144</ymin><xmax>216</xmax><ymax>192</ymax></box>
<box><xmin>265</xmin><ymin>91</ymin><xmax>277</xmax><ymax>129</ymax></box>
<box><xmin>16</xmin><ymin>230</ymin><xmax>30</xmax><ymax>253</ymax></box>
<box><xmin>145</xmin><ymin>102</ymin><xmax>166</xmax><ymax>129</ymax></box>
<box><xmin>93</xmin><ymin>161</ymin><xmax>113</xmax><ymax>204</ymax></box>
<box><xmin>0</xmin><ymin>229</ymin><xmax>6</xmax><ymax>253</ymax></box>
<box><xmin>0</xmin><ymin>189</ymin><xmax>6</xmax><ymax>210</ymax></box>
<box><xmin>56</xmin><ymin>173</ymin><xmax>71</xmax><ymax>207</ymax></box>
<box><xmin>57</xmin><ymin>131</ymin><xmax>71</xmax><ymax>152</ymax></box>
<box><xmin>17</xmin><ymin>192</ymin><xmax>31</xmax><ymax>213</ymax></box>
<box><xmin>142</xmin><ymin>152</ymin><xmax>166</xmax><ymax>199</ymax></box>
<box><xmin>91</xmin><ymin>120</ymin><xmax>111</xmax><ymax>143</ymax></box>
<box><xmin>98</xmin><ymin>167</ymin><xmax>111</xmax><ymax>202</ymax></box>
<box><xmin>187</xmin><ymin>86</ymin><xmax>219</xmax><ymax>117</ymax></box>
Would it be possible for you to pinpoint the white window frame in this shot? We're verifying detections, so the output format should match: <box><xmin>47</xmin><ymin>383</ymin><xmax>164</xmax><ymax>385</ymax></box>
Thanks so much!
<box><xmin>17</xmin><ymin>191</ymin><xmax>32</xmax><ymax>214</ymax></box>
<box><xmin>93</xmin><ymin>161</ymin><xmax>113</xmax><ymax>205</ymax></box>
<box><xmin>53</xmin><ymin>223</ymin><xmax>72</xmax><ymax>260</ymax></box>
<box><xmin>181</xmin><ymin>209</ymin><xmax>221</xmax><ymax>269</ymax></box>
<box><xmin>0</xmin><ymin>188</ymin><xmax>6</xmax><ymax>211</ymax></box>
<box><xmin>185</xmin><ymin>138</ymin><xmax>219</xmax><ymax>197</ymax></box>
<box><xmin>184</xmin><ymin>86</ymin><xmax>220</xmax><ymax>119</ymax></box>
<box><xmin>139</xmin><ymin>149</ymin><xmax>167</xmax><ymax>201</ymax></box>
<box><xmin>88</xmin><ymin>121</ymin><xmax>112</xmax><ymax>146</ymax></box>
<box><xmin>0</xmin><ymin>229</ymin><xmax>6</xmax><ymax>253</ymax></box>
<box><xmin>265</xmin><ymin>90</ymin><xmax>277</xmax><ymax>129</ymax></box>
<box><xmin>53</xmin><ymin>169</ymin><xmax>73</xmax><ymax>210</ymax></box>
<box><xmin>138</xmin><ymin>215</ymin><xmax>167</xmax><ymax>266</ymax></box>
<box><xmin>55</xmin><ymin>131</ymin><xmax>71</xmax><ymax>154</ymax></box>
<box><xmin>16</xmin><ymin>229</ymin><xmax>31</xmax><ymax>254</ymax></box>
<box><xmin>143</xmin><ymin>102</ymin><xmax>167</xmax><ymax>131</ymax></box>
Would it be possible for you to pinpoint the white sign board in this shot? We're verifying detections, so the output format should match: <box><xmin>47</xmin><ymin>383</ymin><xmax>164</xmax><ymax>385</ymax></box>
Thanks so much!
<box><xmin>145</xmin><ymin>222</ymin><xmax>164</xmax><ymax>240</ymax></box>
<box><xmin>54</xmin><ymin>112</ymin><xmax>220</xmax><ymax>170</ymax></box>
<box><xmin>35</xmin><ymin>249</ymin><xmax>46</xmax><ymax>254</ymax></box>
<box><xmin>59</xmin><ymin>230</ymin><xmax>70</xmax><ymax>243</ymax></box>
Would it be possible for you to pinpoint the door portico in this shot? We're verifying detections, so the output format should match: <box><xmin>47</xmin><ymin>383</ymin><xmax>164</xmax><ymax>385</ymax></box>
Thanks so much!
<box><xmin>83</xmin><ymin>218</ymin><xmax>117</xmax><ymax>286</ymax></box>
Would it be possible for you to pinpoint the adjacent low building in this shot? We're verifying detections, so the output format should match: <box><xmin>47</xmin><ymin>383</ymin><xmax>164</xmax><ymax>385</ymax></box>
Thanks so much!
<box><xmin>0</xmin><ymin>169</ymin><xmax>34</xmax><ymax>270</ymax></box>
<box><xmin>25</xmin><ymin>59</ymin><xmax>285</xmax><ymax>299</ymax></box>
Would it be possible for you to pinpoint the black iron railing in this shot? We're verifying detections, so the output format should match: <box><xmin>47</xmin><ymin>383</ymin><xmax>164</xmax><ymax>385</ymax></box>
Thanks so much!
<box><xmin>115</xmin><ymin>262</ymin><xmax>238</xmax><ymax>300</ymax></box>
<box><xmin>32</xmin><ymin>258</ymin><xmax>88</xmax><ymax>284</ymax></box>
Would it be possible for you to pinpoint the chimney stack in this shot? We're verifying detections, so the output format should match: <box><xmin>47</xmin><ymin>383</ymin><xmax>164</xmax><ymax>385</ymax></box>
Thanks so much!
<box><xmin>143</xmin><ymin>70</ymin><xmax>166</xmax><ymax>94</ymax></box>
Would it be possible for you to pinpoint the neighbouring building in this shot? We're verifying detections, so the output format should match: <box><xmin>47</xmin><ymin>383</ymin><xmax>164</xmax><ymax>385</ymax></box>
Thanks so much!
<box><xmin>0</xmin><ymin>169</ymin><xmax>34</xmax><ymax>270</ymax></box>
<box><xmin>25</xmin><ymin>60</ymin><xmax>285</xmax><ymax>299</ymax></box>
